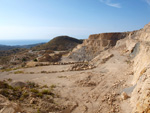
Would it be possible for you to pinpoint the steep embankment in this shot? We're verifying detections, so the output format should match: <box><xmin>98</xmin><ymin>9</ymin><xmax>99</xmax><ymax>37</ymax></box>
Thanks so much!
<box><xmin>68</xmin><ymin>22</ymin><xmax>150</xmax><ymax>113</ymax></box>
<box><xmin>32</xmin><ymin>36</ymin><xmax>83</xmax><ymax>51</ymax></box>
<box><xmin>124</xmin><ymin>23</ymin><xmax>150</xmax><ymax>113</ymax></box>
<box><xmin>68</xmin><ymin>32</ymin><xmax>130</xmax><ymax>61</ymax></box>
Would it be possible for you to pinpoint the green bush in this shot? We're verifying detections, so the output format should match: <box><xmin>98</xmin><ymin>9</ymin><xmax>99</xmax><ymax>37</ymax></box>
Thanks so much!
<box><xmin>0</xmin><ymin>89</ymin><xmax>9</xmax><ymax>97</ymax></box>
<box><xmin>0</xmin><ymin>81</ymin><xmax>10</xmax><ymax>88</ymax></box>
<box><xmin>34</xmin><ymin>59</ymin><xmax>38</xmax><ymax>62</ymax></box>
<box><xmin>30</xmin><ymin>89</ymin><xmax>39</xmax><ymax>93</ymax></box>
<box><xmin>37</xmin><ymin>92</ymin><xmax>43</xmax><ymax>98</ymax></box>
<box><xmin>14</xmin><ymin>71</ymin><xmax>24</xmax><ymax>74</ymax></box>
<box><xmin>26</xmin><ymin>81</ymin><xmax>39</xmax><ymax>88</ymax></box>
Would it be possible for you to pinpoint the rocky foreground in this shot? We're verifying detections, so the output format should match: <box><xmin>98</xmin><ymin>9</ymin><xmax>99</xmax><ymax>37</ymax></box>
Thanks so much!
<box><xmin>0</xmin><ymin>23</ymin><xmax>150</xmax><ymax>113</ymax></box>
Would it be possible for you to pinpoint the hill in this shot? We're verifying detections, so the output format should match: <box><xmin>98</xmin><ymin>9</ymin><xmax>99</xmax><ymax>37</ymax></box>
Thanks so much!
<box><xmin>0</xmin><ymin>45</ymin><xmax>18</xmax><ymax>51</ymax></box>
<box><xmin>32</xmin><ymin>36</ymin><xmax>83</xmax><ymax>51</ymax></box>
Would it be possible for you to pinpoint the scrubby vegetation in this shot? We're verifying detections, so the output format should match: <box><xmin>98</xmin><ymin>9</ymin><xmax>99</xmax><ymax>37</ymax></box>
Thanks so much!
<box><xmin>0</xmin><ymin>80</ymin><xmax>62</xmax><ymax>112</ymax></box>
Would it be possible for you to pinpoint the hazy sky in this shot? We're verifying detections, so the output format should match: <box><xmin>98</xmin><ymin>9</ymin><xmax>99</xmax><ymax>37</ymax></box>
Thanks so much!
<box><xmin>0</xmin><ymin>0</ymin><xmax>150</xmax><ymax>40</ymax></box>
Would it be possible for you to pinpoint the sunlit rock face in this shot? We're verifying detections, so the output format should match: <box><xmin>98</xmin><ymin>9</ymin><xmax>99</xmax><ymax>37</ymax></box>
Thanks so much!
<box><xmin>69</xmin><ymin>22</ymin><xmax>150</xmax><ymax>113</ymax></box>
<box><xmin>68</xmin><ymin>32</ymin><xmax>129</xmax><ymax>61</ymax></box>
<box><xmin>123</xmin><ymin>22</ymin><xmax>150</xmax><ymax>113</ymax></box>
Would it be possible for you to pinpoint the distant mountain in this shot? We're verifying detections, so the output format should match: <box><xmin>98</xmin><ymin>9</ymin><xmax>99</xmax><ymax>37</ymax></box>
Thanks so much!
<box><xmin>15</xmin><ymin>43</ymin><xmax>45</xmax><ymax>49</ymax></box>
<box><xmin>0</xmin><ymin>43</ymin><xmax>45</xmax><ymax>51</ymax></box>
<box><xmin>0</xmin><ymin>45</ymin><xmax>17</xmax><ymax>51</ymax></box>
<box><xmin>32</xmin><ymin>36</ymin><xmax>83</xmax><ymax>51</ymax></box>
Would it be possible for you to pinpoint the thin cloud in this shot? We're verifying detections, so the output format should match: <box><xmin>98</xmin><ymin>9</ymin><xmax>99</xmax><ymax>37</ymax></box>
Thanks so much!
<box><xmin>99</xmin><ymin>0</ymin><xmax>121</xmax><ymax>8</ymax></box>
<box><xmin>145</xmin><ymin>0</ymin><xmax>150</xmax><ymax>5</ymax></box>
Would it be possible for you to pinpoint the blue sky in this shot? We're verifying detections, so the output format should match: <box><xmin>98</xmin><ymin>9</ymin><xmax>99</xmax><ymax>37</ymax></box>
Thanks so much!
<box><xmin>0</xmin><ymin>0</ymin><xmax>150</xmax><ymax>40</ymax></box>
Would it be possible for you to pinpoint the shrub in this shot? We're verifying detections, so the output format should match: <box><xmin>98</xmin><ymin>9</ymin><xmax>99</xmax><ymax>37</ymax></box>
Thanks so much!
<box><xmin>41</xmin><ymin>89</ymin><xmax>50</xmax><ymax>94</ymax></box>
<box><xmin>41</xmin><ymin>85</ymin><xmax>48</xmax><ymax>88</ymax></box>
<box><xmin>7</xmin><ymin>78</ymin><xmax>12</xmax><ymax>82</ymax></box>
<box><xmin>14</xmin><ymin>71</ymin><xmax>24</xmax><ymax>74</ymax></box>
<box><xmin>34</xmin><ymin>59</ymin><xmax>38</xmax><ymax>62</ymax></box>
<box><xmin>1</xmin><ymin>68</ymin><xmax>12</xmax><ymax>72</ymax></box>
<box><xmin>22</xmin><ymin>57</ymin><xmax>27</xmax><ymax>62</ymax></box>
<box><xmin>0</xmin><ymin>81</ymin><xmax>10</xmax><ymax>88</ymax></box>
<box><xmin>0</xmin><ymin>89</ymin><xmax>10</xmax><ymax>97</ymax></box>
<box><xmin>37</xmin><ymin>92</ymin><xmax>43</xmax><ymax>98</ymax></box>
<box><xmin>22</xmin><ymin>92</ymin><xmax>29</xmax><ymax>98</ymax></box>
<box><xmin>26</xmin><ymin>81</ymin><xmax>39</xmax><ymax>88</ymax></box>
<box><xmin>41</xmin><ymin>89</ymin><xmax>54</xmax><ymax>96</ymax></box>
<box><xmin>50</xmin><ymin>85</ymin><xmax>56</xmax><ymax>89</ymax></box>
<box><xmin>30</xmin><ymin>89</ymin><xmax>39</xmax><ymax>93</ymax></box>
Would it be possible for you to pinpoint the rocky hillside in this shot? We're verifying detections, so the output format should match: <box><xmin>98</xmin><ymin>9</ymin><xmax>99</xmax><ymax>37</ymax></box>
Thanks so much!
<box><xmin>124</xmin><ymin>23</ymin><xmax>150</xmax><ymax>113</ymax></box>
<box><xmin>32</xmin><ymin>36</ymin><xmax>83</xmax><ymax>51</ymax></box>
<box><xmin>69</xmin><ymin>22</ymin><xmax>150</xmax><ymax>113</ymax></box>
<box><xmin>68</xmin><ymin>32</ymin><xmax>130</xmax><ymax>61</ymax></box>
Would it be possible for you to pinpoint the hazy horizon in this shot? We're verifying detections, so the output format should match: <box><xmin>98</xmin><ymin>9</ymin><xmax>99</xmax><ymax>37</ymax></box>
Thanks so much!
<box><xmin>0</xmin><ymin>39</ymin><xmax>49</xmax><ymax>46</ymax></box>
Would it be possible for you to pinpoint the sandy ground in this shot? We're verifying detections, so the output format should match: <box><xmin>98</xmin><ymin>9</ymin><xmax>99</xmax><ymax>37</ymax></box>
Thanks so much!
<box><xmin>0</xmin><ymin>49</ymin><xmax>134</xmax><ymax>113</ymax></box>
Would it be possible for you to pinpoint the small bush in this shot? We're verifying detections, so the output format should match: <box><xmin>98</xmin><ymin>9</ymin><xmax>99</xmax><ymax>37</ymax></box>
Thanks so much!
<box><xmin>30</xmin><ymin>89</ymin><xmax>39</xmax><ymax>93</ymax></box>
<box><xmin>41</xmin><ymin>90</ymin><xmax>50</xmax><ymax>94</ymax></box>
<box><xmin>34</xmin><ymin>59</ymin><xmax>38</xmax><ymax>62</ymax></box>
<box><xmin>22</xmin><ymin>57</ymin><xmax>27</xmax><ymax>62</ymax></box>
<box><xmin>41</xmin><ymin>89</ymin><xmax>54</xmax><ymax>96</ymax></box>
<box><xmin>14</xmin><ymin>71</ymin><xmax>24</xmax><ymax>74</ymax></box>
<box><xmin>7</xmin><ymin>78</ymin><xmax>12</xmax><ymax>82</ymax></box>
<box><xmin>50</xmin><ymin>85</ymin><xmax>56</xmax><ymax>89</ymax></box>
<box><xmin>0</xmin><ymin>81</ymin><xmax>10</xmax><ymax>88</ymax></box>
<box><xmin>1</xmin><ymin>68</ymin><xmax>12</xmax><ymax>72</ymax></box>
<box><xmin>22</xmin><ymin>92</ymin><xmax>29</xmax><ymax>98</ymax></box>
<box><xmin>42</xmin><ymin>85</ymin><xmax>48</xmax><ymax>88</ymax></box>
<box><xmin>0</xmin><ymin>89</ymin><xmax>10</xmax><ymax>97</ymax></box>
<box><xmin>37</xmin><ymin>92</ymin><xmax>43</xmax><ymax>98</ymax></box>
<box><xmin>26</xmin><ymin>81</ymin><xmax>39</xmax><ymax>88</ymax></box>
<box><xmin>41</xmin><ymin>71</ymin><xmax>47</xmax><ymax>73</ymax></box>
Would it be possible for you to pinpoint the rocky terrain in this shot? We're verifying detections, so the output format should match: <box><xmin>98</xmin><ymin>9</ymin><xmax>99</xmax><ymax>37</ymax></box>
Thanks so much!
<box><xmin>0</xmin><ymin>22</ymin><xmax>150</xmax><ymax>113</ymax></box>
<box><xmin>68</xmin><ymin>32</ymin><xmax>129</xmax><ymax>61</ymax></box>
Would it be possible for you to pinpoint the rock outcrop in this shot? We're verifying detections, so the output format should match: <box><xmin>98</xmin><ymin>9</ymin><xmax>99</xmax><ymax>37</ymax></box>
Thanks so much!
<box><xmin>68</xmin><ymin>32</ymin><xmax>130</xmax><ymax>61</ymax></box>
<box><xmin>115</xmin><ymin>22</ymin><xmax>150</xmax><ymax>113</ymax></box>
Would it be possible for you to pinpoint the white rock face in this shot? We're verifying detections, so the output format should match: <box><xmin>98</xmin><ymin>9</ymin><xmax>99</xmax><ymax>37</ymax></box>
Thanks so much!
<box><xmin>69</xmin><ymin>32</ymin><xmax>129</xmax><ymax>61</ymax></box>
<box><xmin>126</xmin><ymin>22</ymin><xmax>150</xmax><ymax>113</ymax></box>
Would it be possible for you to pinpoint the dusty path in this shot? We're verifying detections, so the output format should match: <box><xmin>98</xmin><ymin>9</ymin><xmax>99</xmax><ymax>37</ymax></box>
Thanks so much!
<box><xmin>0</xmin><ymin>49</ymin><xmax>134</xmax><ymax>113</ymax></box>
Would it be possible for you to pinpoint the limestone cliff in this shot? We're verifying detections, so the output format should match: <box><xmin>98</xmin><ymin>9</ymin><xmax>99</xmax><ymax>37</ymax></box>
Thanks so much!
<box><xmin>69</xmin><ymin>32</ymin><xmax>130</xmax><ymax>61</ymax></box>
<box><xmin>116</xmin><ymin>22</ymin><xmax>150</xmax><ymax>113</ymax></box>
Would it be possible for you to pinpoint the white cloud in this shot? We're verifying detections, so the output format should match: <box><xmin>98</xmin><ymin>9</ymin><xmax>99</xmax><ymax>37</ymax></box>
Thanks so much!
<box><xmin>145</xmin><ymin>0</ymin><xmax>150</xmax><ymax>5</ymax></box>
<box><xmin>99</xmin><ymin>0</ymin><xmax>121</xmax><ymax>8</ymax></box>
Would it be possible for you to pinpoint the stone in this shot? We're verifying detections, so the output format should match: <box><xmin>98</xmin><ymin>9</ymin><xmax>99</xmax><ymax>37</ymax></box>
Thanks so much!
<box><xmin>121</xmin><ymin>92</ymin><xmax>129</xmax><ymax>100</ymax></box>
<box><xmin>30</xmin><ymin>98</ymin><xmax>36</xmax><ymax>104</ymax></box>
<box><xmin>11</xmin><ymin>81</ymin><xmax>26</xmax><ymax>88</ymax></box>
